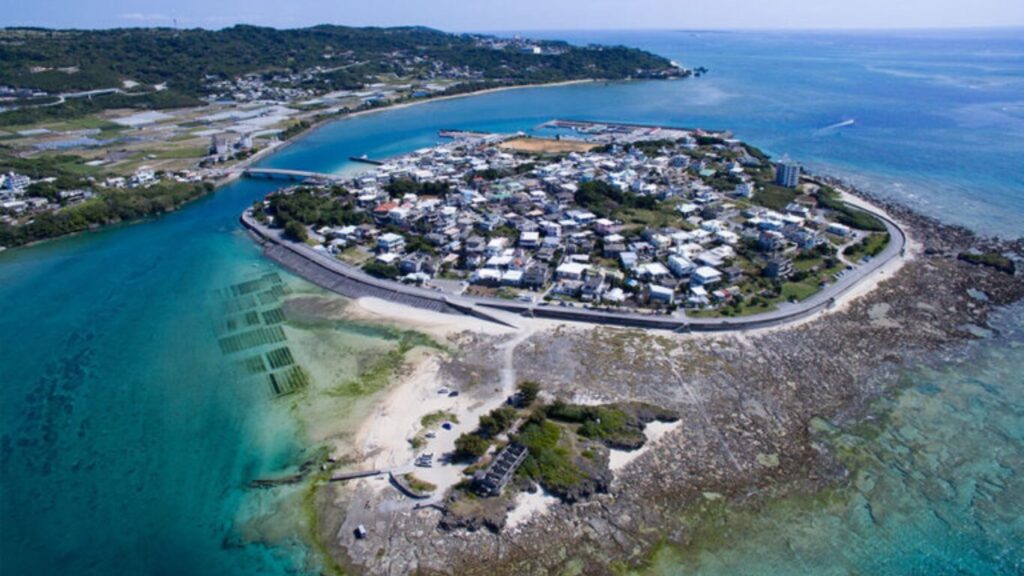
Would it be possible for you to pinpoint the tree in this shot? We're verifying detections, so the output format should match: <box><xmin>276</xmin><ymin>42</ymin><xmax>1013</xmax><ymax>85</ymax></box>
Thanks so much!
<box><xmin>517</xmin><ymin>380</ymin><xmax>540</xmax><ymax>404</ymax></box>
<box><xmin>478</xmin><ymin>406</ymin><xmax>518</xmax><ymax>438</ymax></box>
<box><xmin>453</xmin><ymin>433</ymin><xmax>490</xmax><ymax>461</ymax></box>
<box><xmin>284</xmin><ymin>220</ymin><xmax>308</xmax><ymax>242</ymax></box>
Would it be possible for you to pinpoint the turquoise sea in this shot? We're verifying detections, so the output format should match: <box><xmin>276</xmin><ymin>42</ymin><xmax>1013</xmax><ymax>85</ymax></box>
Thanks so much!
<box><xmin>1</xmin><ymin>29</ymin><xmax>1022</xmax><ymax>575</ymax></box>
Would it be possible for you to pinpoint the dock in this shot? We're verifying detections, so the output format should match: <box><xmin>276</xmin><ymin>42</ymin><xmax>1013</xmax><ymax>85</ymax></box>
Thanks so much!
<box><xmin>242</xmin><ymin>167</ymin><xmax>345</xmax><ymax>183</ymax></box>
<box><xmin>330</xmin><ymin>469</ymin><xmax>383</xmax><ymax>482</ymax></box>
<box><xmin>349</xmin><ymin>155</ymin><xmax>384</xmax><ymax>166</ymax></box>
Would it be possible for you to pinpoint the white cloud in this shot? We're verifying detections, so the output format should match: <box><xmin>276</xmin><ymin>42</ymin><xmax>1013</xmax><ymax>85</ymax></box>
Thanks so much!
<box><xmin>119</xmin><ymin>13</ymin><xmax>171</xmax><ymax>22</ymax></box>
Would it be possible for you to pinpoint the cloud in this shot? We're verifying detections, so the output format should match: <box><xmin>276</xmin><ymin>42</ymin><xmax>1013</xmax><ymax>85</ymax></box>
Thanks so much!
<box><xmin>119</xmin><ymin>13</ymin><xmax>172</xmax><ymax>22</ymax></box>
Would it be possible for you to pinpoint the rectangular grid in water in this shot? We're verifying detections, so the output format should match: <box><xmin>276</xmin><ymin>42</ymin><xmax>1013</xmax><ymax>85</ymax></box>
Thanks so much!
<box><xmin>267</xmin><ymin>365</ymin><xmax>310</xmax><ymax>397</ymax></box>
<box><xmin>237</xmin><ymin>355</ymin><xmax>267</xmax><ymax>375</ymax></box>
<box><xmin>261</xmin><ymin>307</ymin><xmax>286</xmax><ymax>325</ymax></box>
<box><xmin>216</xmin><ymin>272</ymin><xmax>312</xmax><ymax>399</ymax></box>
<box><xmin>218</xmin><ymin>325</ymin><xmax>286</xmax><ymax>354</ymax></box>
<box><xmin>265</xmin><ymin>347</ymin><xmax>296</xmax><ymax>370</ymax></box>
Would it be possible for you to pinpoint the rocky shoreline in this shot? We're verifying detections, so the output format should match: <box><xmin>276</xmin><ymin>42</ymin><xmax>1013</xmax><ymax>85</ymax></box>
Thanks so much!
<box><xmin>307</xmin><ymin>183</ymin><xmax>1023</xmax><ymax>575</ymax></box>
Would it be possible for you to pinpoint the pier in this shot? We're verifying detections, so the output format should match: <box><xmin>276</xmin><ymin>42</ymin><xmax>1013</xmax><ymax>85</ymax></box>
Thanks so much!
<box><xmin>349</xmin><ymin>155</ymin><xmax>385</xmax><ymax>166</ymax></box>
<box><xmin>242</xmin><ymin>168</ymin><xmax>345</xmax><ymax>183</ymax></box>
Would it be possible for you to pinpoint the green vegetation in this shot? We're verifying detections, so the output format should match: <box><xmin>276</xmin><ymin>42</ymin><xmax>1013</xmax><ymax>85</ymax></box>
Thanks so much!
<box><xmin>517</xmin><ymin>380</ymin><xmax>541</xmax><ymax>404</ymax></box>
<box><xmin>283</xmin><ymin>220</ymin><xmax>308</xmax><ymax>242</ymax></box>
<box><xmin>362</xmin><ymin>260</ymin><xmax>400</xmax><ymax>280</ymax></box>
<box><xmin>279</xmin><ymin>120</ymin><xmax>312</xmax><ymax>141</ymax></box>
<box><xmin>0</xmin><ymin>91</ymin><xmax>202</xmax><ymax>127</ymax></box>
<box><xmin>386</xmin><ymin>178</ymin><xmax>451</xmax><ymax>197</ymax></box>
<box><xmin>546</xmin><ymin>401</ymin><xmax>646</xmax><ymax>448</ymax></box>
<box><xmin>780</xmin><ymin>280</ymin><xmax>820</xmax><ymax>302</ymax></box>
<box><xmin>478</xmin><ymin>406</ymin><xmax>519</xmax><ymax>438</ymax></box>
<box><xmin>328</xmin><ymin>329</ymin><xmax>442</xmax><ymax>397</ymax></box>
<box><xmin>751</xmin><ymin>183</ymin><xmax>797</xmax><ymax>212</ymax></box>
<box><xmin>515</xmin><ymin>417</ymin><xmax>585</xmax><ymax>492</ymax></box>
<box><xmin>401</xmin><ymin>473</ymin><xmax>436</xmax><ymax>495</ymax></box>
<box><xmin>574</xmin><ymin>180</ymin><xmax>657</xmax><ymax>218</ymax></box>
<box><xmin>420</xmin><ymin>410</ymin><xmax>458</xmax><ymax>428</ymax></box>
<box><xmin>958</xmin><ymin>251</ymin><xmax>1016</xmax><ymax>274</ymax></box>
<box><xmin>843</xmin><ymin>232</ymin><xmax>890</xmax><ymax>262</ymax></box>
<box><xmin>816</xmin><ymin>187</ymin><xmax>886</xmax><ymax>232</ymax></box>
<box><xmin>453</xmin><ymin>432</ymin><xmax>491</xmax><ymax>461</ymax></box>
<box><xmin>264</xmin><ymin>187</ymin><xmax>368</xmax><ymax>229</ymax></box>
<box><xmin>0</xmin><ymin>25</ymin><xmax>681</xmax><ymax>124</ymax></box>
<box><xmin>0</xmin><ymin>181</ymin><xmax>212</xmax><ymax>247</ymax></box>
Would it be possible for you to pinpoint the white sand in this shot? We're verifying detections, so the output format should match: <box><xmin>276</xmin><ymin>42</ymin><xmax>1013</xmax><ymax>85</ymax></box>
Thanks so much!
<box><xmin>609</xmin><ymin>420</ymin><xmax>683</xmax><ymax>472</ymax></box>
<box><xmin>352</xmin><ymin>320</ymin><xmax>538</xmax><ymax>499</ymax></box>
<box><xmin>349</xmin><ymin>296</ymin><xmax>517</xmax><ymax>339</ymax></box>
<box><xmin>505</xmin><ymin>488</ymin><xmax>561</xmax><ymax>531</ymax></box>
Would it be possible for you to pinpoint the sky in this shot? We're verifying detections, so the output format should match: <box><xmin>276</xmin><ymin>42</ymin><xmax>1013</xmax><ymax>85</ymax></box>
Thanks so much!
<box><xmin>5</xmin><ymin>0</ymin><xmax>1024</xmax><ymax>31</ymax></box>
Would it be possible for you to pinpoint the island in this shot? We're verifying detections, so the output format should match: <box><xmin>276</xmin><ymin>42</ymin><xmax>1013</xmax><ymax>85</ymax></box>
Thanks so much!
<box><xmin>242</xmin><ymin>120</ymin><xmax>904</xmax><ymax>324</ymax></box>
<box><xmin>0</xmin><ymin>26</ymin><xmax>690</xmax><ymax>248</ymax></box>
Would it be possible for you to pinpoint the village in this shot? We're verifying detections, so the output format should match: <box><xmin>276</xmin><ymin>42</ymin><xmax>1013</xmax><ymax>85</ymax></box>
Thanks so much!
<box><xmin>254</xmin><ymin>120</ymin><xmax>891</xmax><ymax>316</ymax></box>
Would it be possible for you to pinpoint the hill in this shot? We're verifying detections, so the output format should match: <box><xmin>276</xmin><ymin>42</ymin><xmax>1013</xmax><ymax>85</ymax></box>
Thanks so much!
<box><xmin>0</xmin><ymin>25</ymin><xmax>685</xmax><ymax>112</ymax></box>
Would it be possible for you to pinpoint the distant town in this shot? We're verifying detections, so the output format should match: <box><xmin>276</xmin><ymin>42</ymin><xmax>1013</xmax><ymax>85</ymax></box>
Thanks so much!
<box><xmin>249</xmin><ymin>120</ymin><xmax>892</xmax><ymax>317</ymax></box>
<box><xmin>0</xmin><ymin>26</ymin><xmax>691</xmax><ymax>249</ymax></box>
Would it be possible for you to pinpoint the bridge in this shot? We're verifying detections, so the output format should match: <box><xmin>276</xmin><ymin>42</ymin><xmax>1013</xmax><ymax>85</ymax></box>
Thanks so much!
<box><xmin>242</xmin><ymin>168</ymin><xmax>345</xmax><ymax>183</ymax></box>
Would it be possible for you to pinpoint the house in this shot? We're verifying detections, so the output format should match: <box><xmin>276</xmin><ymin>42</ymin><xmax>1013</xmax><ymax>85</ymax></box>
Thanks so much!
<box><xmin>556</xmin><ymin>262</ymin><xmax>589</xmax><ymax>281</ymax></box>
<box><xmin>522</xmin><ymin>265</ymin><xmax>549</xmax><ymax>289</ymax></box>
<box><xmin>502</xmin><ymin>269</ymin><xmax>524</xmax><ymax>286</ymax></box>
<box><xmin>470</xmin><ymin>268</ymin><xmax>502</xmax><ymax>285</ymax></box>
<box><xmin>826</xmin><ymin>222</ymin><xmax>852</xmax><ymax>237</ymax></box>
<box><xmin>619</xmin><ymin>251</ymin><xmax>638</xmax><ymax>270</ymax></box>
<box><xmin>400</xmin><ymin>253</ymin><xmax>436</xmax><ymax>276</ymax></box>
<box><xmin>647</xmin><ymin>284</ymin><xmax>675</xmax><ymax>305</ymax></box>
<box><xmin>580</xmin><ymin>272</ymin><xmax>606</xmax><ymax>301</ymax></box>
<box><xmin>733</xmin><ymin>182</ymin><xmax>754</xmax><ymax>198</ymax></box>
<box><xmin>691</xmin><ymin>266</ymin><xmax>723</xmax><ymax>286</ymax></box>
<box><xmin>638</xmin><ymin>262</ymin><xmax>671</xmax><ymax>281</ymax></box>
<box><xmin>377</xmin><ymin>232</ymin><xmax>406</xmax><ymax>253</ymax></box>
<box><xmin>594</xmin><ymin>218</ymin><xmax>616</xmax><ymax>235</ymax></box>
<box><xmin>667</xmin><ymin>254</ymin><xmax>696</xmax><ymax>278</ymax></box>
<box><xmin>486</xmin><ymin>237</ymin><xmax>508</xmax><ymax>256</ymax></box>
<box><xmin>519</xmin><ymin>230</ymin><xmax>540</xmax><ymax>248</ymax></box>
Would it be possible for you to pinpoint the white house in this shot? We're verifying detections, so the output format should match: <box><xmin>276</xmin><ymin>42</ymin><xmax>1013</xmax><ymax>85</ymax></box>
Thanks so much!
<box><xmin>648</xmin><ymin>285</ymin><xmax>675</xmax><ymax>305</ymax></box>
<box><xmin>377</xmin><ymin>232</ymin><xmax>406</xmax><ymax>253</ymax></box>
<box><xmin>556</xmin><ymin>262</ymin><xmax>589</xmax><ymax>281</ymax></box>
<box><xmin>827</xmin><ymin>222</ymin><xmax>852</xmax><ymax>237</ymax></box>
<box><xmin>667</xmin><ymin>254</ymin><xmax>696</xmax><ymax>278</ymax></box>
<box><xmin>594</xmin><ymin>218</ymin><xmax>616</xmax><ymax>235</ymax></box>
<box><xmin>691</xmin><ymin>266</ymin><xmax>723</xmax><ymax>286</ymax></box>
<box><xmin>519</xmin><ymin>230</ymin><xmax>540</xmax><ymax>248</ymax></box>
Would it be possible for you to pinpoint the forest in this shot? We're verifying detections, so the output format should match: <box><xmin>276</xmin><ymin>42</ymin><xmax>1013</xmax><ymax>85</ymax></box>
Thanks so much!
<box><xmin>0</xmin><ymin>25</ymin><xmax>682</xmax><ymax>106</ymax></box>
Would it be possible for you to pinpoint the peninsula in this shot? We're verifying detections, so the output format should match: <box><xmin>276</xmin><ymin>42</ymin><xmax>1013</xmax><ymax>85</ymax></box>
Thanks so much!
<box><xmin>232</xmin><ymin>120</ymin><xmax>1023</xmax><ymax>576</ymax></box>
<box><xmin>242</xmin><ymin>121</ymin><xmax>904</xmax><ymax>326</ymax></box>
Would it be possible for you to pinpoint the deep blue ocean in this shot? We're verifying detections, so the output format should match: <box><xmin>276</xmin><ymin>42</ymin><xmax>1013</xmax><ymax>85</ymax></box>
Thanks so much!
<box><xmin>1</xmin><ymin>29</ymin><xmax>1022</xmax><ymax>575</ymax></box>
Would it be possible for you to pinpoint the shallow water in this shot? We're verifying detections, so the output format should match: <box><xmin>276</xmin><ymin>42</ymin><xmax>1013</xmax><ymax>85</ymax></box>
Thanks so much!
<box><xmin>641</xmin><ymin>303</ymin><xmax>1024</xmax><ymax>575</ymax></box>
<box><xmin>1</xmin><ymin>29</ymin><xmax>1022</xmax><ymax>575</ymax></box>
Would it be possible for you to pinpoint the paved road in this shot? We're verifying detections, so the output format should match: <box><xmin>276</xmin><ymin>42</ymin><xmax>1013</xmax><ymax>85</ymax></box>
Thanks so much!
<box><xmin>240</xmin><ymin>200</ymin><xmax>906</xmax><ymax>332</ymax></box>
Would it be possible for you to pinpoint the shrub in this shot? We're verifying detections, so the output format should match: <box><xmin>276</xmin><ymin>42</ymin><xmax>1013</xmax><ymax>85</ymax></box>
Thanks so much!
<box><xmin>453</xmin><ymin>433</ymin><xmax>490</xmax><ymax>461</ymax></box>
